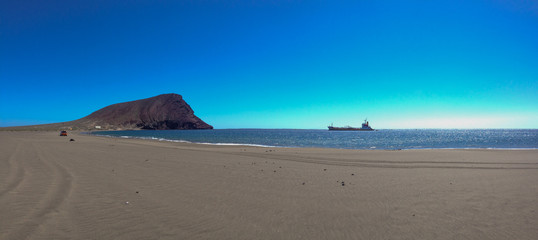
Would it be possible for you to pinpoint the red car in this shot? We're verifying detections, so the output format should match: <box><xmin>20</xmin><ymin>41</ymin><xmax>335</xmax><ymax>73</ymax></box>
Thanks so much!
<box><xmin>60</xmin><ymin>131</ymin><xmax>68</xmax><ymax>136</ymax></box>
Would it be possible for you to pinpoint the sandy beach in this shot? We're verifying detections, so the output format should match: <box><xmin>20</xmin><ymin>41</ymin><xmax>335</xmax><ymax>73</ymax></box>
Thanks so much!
<box><xmin>1</xmin><ymin>131</ymin><xmax>537</xmax><ymax>240</ymax></box>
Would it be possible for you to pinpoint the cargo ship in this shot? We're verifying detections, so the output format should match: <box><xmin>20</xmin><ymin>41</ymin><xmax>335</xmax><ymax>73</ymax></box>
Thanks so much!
<box><xmin>328</xmin><ymin>119</ymin><xmax>374</xmax><ymax>131</ymax></box>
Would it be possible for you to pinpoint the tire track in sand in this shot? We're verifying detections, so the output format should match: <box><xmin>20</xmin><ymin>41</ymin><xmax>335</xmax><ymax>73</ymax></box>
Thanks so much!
<box><xmin>2</xmin><ymin>143</ymin><xmax>73</xmax><ymax>240</ymax></box>
<box><xmin>0</xmin><ymin>142</ymin><xmax>26</xmax><ymax>197</ymax></box>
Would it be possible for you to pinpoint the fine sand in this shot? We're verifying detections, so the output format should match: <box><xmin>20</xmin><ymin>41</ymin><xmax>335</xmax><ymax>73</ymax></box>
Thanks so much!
<box><xmin>1</xmin><ymin>131</ymin><xmax>537</xmax><ymax>240</ymax></box>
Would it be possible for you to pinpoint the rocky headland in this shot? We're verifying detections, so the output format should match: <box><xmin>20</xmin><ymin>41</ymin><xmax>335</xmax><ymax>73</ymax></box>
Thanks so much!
<box><xmin>2</xmin><ymin>93</ymin><xmax>213</xmax><ymax>131</ymax></box>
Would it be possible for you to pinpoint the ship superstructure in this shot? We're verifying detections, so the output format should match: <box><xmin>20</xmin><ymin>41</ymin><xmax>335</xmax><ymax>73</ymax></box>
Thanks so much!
<box><xmin>328</xmin><ymin>119</ymin><xmax>374</xmax><ymax>131</ymax></box>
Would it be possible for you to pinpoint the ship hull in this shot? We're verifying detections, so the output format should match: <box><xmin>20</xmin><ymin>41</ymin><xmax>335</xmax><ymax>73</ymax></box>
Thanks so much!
<box><xmin>328</xmin><ymin>127</ymin><xmax>374</xmax><ymax>131</ymax></box>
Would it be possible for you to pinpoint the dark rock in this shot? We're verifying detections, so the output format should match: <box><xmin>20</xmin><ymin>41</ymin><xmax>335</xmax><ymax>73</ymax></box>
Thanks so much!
<box><xmin>15</xmin><ymin>93</ymin><xmax>213</xmax><ymax>130</ymax></box>
<box><xmin>78</xmin><ymin>94</ymin><xmax>212</xmax><ymax>130</ymax></box>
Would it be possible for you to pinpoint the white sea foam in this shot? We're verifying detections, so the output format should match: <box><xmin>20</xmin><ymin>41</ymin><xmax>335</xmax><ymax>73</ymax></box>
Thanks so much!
<box><xmin>87</xmin><ymin>129</ymin><xmax>538</xmax><ymax>150</ymax></box>
<box><xmin>91</xmin><ymin>133</ymin><xmax>276</xmax><ymax>148</ymax></box>
<box><xmin>197</xmin><ymin>142</ymin><xmax>275</xmax><ymax>148</ymax></box>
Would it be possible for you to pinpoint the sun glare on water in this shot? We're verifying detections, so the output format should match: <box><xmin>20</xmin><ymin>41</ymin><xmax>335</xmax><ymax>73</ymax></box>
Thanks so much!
<box><xmin>386</xmin><ymin>116</ymin><xmax>514</xmax><ymax>129</ymax></box>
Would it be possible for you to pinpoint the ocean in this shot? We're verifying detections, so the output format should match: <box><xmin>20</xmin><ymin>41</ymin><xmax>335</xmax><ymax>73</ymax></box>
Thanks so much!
<box><xmin>89</xmin><ymin>129</ymin><xmax>538</xmax><ymax>150</ymax></box>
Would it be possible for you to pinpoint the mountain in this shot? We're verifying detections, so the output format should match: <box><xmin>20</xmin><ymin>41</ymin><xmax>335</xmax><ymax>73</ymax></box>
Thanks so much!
<box><xmin>2</xmin><ymin>94</ymin><xmax>213</xmax><ymax>131</ymax></box>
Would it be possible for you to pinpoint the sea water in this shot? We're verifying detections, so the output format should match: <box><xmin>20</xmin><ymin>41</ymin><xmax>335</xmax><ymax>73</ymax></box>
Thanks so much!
<box><xmin>89</xmin><ymin>129</ymin><xmax>538</xmax><ymax>150</ymax></box>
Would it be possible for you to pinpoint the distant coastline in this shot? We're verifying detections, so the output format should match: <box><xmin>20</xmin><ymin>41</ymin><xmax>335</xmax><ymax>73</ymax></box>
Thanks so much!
<box><xmin>0</xmin><ymin>94</ymin><xmax>212</xmax><ymax>131</ymax></box>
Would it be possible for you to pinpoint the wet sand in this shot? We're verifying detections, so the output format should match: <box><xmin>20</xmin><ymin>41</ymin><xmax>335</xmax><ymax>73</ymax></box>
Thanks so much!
<box><xmin>1</xmin><ymin>131</ymin><xmax>537</xmax><ymax>239</ymax></box>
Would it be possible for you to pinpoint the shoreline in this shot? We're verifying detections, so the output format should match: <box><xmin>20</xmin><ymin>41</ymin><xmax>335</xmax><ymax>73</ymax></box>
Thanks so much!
<box><xmin>1</xmin><ymin>131</ymin><xmax>537</xmax><ymax>239</ymax></box>
<box><xmin>87</xmin><ymin>130</ymin><xmax>538</xmax><ymax>151</ymax></box>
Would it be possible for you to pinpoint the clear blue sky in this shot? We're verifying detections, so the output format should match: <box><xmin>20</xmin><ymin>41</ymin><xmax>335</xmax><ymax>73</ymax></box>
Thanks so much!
<box><xmin>1</xmin><ymin>0</ymin><xmax>537</xmax><ymax>129</ymax></box>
